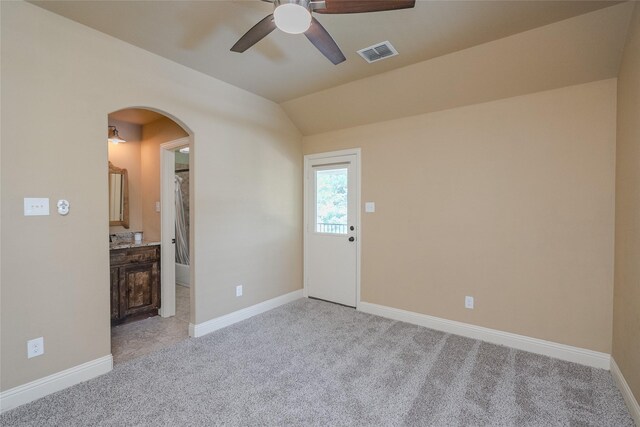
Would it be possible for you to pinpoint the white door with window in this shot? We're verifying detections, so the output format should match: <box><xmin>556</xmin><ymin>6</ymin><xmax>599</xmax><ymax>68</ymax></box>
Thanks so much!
<box><xmin>305</xmin><ymin>151</ymin><xmax>359</xmax><ymax>307</ymax></box>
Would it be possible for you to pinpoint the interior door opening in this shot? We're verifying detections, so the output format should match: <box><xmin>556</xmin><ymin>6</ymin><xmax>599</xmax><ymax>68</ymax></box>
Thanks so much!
<box><xmin>107</xmin><ymin>107</ymin><xmax>194</xmax><ymax>365</ymax></box>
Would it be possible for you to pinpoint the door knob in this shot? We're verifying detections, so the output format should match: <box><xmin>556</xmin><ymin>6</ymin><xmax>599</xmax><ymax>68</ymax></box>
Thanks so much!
<box><xmin>350</xmin><ymin>226</ymin><xmax>355</xmax><ymax>231</ymax></box>
<box><xmin>348</xmin><ymin>236</ymin><xmax>355</xmax><ymax>242</ymax></box>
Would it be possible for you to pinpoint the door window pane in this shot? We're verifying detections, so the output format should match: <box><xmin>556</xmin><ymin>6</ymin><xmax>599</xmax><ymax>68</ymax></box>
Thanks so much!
<box><xmin>316</xmin><ymin>168</ymin><xmax>348</xmax><ymax>234</ymax></box>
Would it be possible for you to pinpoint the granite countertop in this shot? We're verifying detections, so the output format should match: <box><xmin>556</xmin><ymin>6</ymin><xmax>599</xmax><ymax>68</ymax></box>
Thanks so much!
<box><xmin>109</xmin><ymin>240</ymin><xmax>161</xmax><ymax>250</ymax></box>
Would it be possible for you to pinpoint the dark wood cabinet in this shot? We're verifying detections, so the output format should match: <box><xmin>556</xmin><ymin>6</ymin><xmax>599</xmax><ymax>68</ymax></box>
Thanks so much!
<box><xmin>110</xmin><ymin>245</ymin><xmax>160</xmax><ymax>324</ymax></box>
<box><xmin>110</xmin><ymin>267</ymin><xmax>120</xmax><ymax>321</ymax></box>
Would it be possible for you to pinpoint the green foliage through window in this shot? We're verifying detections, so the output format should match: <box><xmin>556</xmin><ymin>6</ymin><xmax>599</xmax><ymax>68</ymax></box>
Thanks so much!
<box><xmin>316</xmin><ymin>168</ymin><xmax>347</xmax><ymax>233</ymax></box>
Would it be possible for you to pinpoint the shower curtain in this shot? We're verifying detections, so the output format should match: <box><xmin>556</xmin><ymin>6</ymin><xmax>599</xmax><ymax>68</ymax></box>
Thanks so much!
<box><xmin>175</xmin><ymin>175</ymin><xmax>189</xmax><ymax>265</ymax></box>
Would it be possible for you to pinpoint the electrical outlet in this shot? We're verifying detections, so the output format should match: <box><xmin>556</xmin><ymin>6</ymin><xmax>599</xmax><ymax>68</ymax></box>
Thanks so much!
<box><xmin>236</xmin><ymin>285</ymin><xmax>243</xmax><ymax>297</ymax></box>
<box><xmin>465</xmin><ymin>296</ymin><xmax>474</xmax><ymax>309</ymax></box>
<box><xmin>27</xmin><ymin>337</ymin><xmax>44</xmax><ymax>358</ymax></box>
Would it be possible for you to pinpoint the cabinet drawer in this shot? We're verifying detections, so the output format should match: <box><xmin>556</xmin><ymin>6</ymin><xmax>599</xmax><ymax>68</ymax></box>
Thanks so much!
<box><xmin>110</xmin><ymin>246</ymin><xmax>159</xmax><ymax>266</ymax></box>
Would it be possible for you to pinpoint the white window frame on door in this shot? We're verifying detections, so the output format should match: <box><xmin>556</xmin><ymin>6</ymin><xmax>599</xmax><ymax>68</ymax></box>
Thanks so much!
<box><xmin>303</xmin><ymin>148</ymin><xmax>362</xmax><ymax>308</ymax></box>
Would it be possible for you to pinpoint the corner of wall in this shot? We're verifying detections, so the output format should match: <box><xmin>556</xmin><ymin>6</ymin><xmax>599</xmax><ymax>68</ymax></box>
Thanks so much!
<box><xmin>611</xmin><ymin>358</ymin><xmax>640</xmax><ymax>425</ymax></box>
<box><xmin>612</xmin><ymin>0</ymin><xmax>640</xmax><ymax>413</ymax></box>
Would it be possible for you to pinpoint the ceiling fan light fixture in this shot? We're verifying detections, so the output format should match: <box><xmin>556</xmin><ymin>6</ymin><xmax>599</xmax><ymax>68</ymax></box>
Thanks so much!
<box><xmin>231</xmin><ymin>0</ymin><xmax>414</xmax><ymax>64</ymax></box>
<box><xmin>274</xmin><ymin>2</ymin><xmax>311</xmax><ymax>34</ymax></box>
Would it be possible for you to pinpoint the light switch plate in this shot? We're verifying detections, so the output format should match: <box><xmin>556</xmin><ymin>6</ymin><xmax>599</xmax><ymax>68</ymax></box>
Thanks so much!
<box><xmin>365</xmin><ymin>202</ymin><xmax>376</xmax><ymax>213</ymax></box>
<box><xmin>24</xmin><ymin>198</ymin><xmax>50</xmax><ymax>216</ymax></box>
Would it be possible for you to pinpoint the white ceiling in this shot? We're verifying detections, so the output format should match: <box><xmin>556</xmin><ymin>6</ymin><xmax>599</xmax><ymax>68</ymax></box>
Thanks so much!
<box><xmin>31</xmin><ymin>0</ymin><xmax>622</xmax><ymax>103</ymax></box>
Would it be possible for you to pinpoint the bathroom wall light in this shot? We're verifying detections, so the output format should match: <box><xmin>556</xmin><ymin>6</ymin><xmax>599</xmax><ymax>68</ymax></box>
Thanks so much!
<box><xmin>108</xmin><ymin>126</ymin><xmax>126</xmax><ymax>144</ymax></box>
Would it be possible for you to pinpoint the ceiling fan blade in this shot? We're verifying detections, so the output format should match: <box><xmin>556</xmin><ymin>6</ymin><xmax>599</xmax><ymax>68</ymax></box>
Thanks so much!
<box><xmin>230</xmin><ymin>14</ymin><xmax>276</xmax><ymax>53</ymax></box>
<box><xmin>304</xmin><ymin>17</ymin><xmax>346</xmax><ymax>65</ymax></box>
<box><xmin>314</xmin><ymin>0</ymin><xmax>415</xmax><ymax>14</ymax></box>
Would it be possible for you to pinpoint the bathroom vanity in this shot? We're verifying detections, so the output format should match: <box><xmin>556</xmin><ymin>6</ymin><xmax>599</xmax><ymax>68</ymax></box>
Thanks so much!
<box><xmin>110</xmin><ymin>243</ymin><xmax>161</xmax><ymax>324</ymax></box>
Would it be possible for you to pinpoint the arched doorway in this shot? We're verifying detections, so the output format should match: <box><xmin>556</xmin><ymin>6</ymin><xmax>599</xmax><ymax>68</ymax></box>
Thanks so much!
<box><xmin>107</xmin><ymin>107</ymin><xmax>194</xmax><ymax>364</ymax></box>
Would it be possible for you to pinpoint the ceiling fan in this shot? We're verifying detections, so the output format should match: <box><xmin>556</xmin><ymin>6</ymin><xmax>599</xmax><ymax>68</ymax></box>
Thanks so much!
<box><xmin>230</xmin><ymin>0</ymin><xmax>416</xmax><ymax>65</ymax></box>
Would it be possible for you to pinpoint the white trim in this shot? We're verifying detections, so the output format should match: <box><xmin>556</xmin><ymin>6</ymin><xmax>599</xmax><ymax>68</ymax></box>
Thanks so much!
<box><xmin>160</xmin><ymin>137</ymin><xmax>190</xmax><ymax>151</ymax></box>
<box><xmin>159</xmin><ymin>137</ymin><xmax>191</xmax><ymax>318</ymax></box>
<box><xmin>358</xmin><ymin>302</ymin><xmax>611</xmax><ymax>369</ymax></box>
<box><xmin>0</xmin><ymin>355</ymin><xmax>113</xmax><ymax>413</ymax></box>
<box><xmin>303</xmin><ymin>148</ymin><xmax>361</xmax><ymax>308</ymax></box>
<box><xmin>189</xmin><ymin>290</ymin><xmax>303</xmax><ymax>338</ymax></box>
<box><xmin>611</xmin><ymin>357</ymin><xmax>640</xmax><ymax>425</ymax></box>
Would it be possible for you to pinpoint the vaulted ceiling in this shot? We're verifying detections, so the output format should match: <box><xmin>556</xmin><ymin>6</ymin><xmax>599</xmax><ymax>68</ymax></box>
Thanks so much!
<box><xmin>31</xmin><ymin>0</ymin><xmax>633</xmax><ymax>134</ymax></box>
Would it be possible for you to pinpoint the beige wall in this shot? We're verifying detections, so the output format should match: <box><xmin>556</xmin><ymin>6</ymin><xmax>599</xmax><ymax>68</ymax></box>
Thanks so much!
<box><xmin>304</xmin><ymin>79</ymin><xmax>617</xmax><ymax>352</ymax></box>
<box><xmin>613</xmin><ymin>2</ymin><xmax>640</xmax><ymax>405</ymax></box>
<box><xmin>107</xmin><ymin>119</ymin><xmax>143</xmax><ymax>233</ymax></box>
<box><xmin>0</xmin><ymin>1</ymin><xmax>302</xmax><ymax>391</ymax></box>
<box><xmin>140</xmin><ymin>116</ymin><xmax>188</xmax><ymax>242</ymax></box>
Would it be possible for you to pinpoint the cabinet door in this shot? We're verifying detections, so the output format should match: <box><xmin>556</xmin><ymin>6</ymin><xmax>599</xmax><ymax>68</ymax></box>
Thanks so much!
<box><xmin>119</xmin><ymin>261</ymin><xmax>159</xmax><ymax>318</ymax></box>
<box><xmin>110</xmin><ymin>267</ymin><xmax>120</xmax><ymax>320</ymax></box>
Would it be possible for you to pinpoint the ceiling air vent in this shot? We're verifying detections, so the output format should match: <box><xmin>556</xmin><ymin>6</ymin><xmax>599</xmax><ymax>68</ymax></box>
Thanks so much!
<box><xmin>357</xmin><ymin>41</ymin><xmax>398</xmax><ymax>63</ymax></box>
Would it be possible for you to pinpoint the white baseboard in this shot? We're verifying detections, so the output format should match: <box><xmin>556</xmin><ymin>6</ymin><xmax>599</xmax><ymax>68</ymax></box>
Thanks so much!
<box><xmin>611</xmin><ymin>357</ymin><xmax>640</xmax><ymax>425</ymax></box>
<box><xmin>189</xmin><ymin>289</ymin><xmax>303</xmax><ymax>338</ymax></box>
<box><xmin>358</xmin><ymin>302</ymin><xmax>610</xmax><ymax>370</ymax></box>
<box><xmin>0</xmin><ymin>355</ymin><xmax>113</xmax><ymax>413</ymax></box>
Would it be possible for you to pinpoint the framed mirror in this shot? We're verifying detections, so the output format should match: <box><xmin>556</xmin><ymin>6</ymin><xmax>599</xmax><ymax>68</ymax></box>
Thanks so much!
<box><xmin>109</xmin><ymin>161</ymin><xmax>129</xmax><ymax>228</ymax></box>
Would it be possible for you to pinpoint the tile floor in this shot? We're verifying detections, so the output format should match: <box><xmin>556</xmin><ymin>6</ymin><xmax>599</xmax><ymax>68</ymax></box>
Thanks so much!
<box><xmin>111</xmin><ymin>284</ymin><xmax>190</xmax><ymax>364</ymax></box>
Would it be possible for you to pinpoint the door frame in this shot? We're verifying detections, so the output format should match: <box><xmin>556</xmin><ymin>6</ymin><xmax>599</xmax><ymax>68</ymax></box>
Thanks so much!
<box><xmin>159</xmin><ymin>137</ymin><xmax>191</xmax><ymax>319</ymax></box>
<box><xmin>303</xmin><ymin>148</ymin><xmax>362</xmax><ymax>308</ymax></box>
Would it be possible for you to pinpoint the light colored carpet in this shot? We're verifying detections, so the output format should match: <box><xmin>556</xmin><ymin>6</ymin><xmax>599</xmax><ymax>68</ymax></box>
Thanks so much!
<box><xmin>1</xmin><ymin>298</ymin><xmax>633</xmax><ymax>426</ymax></box>
<box><xmin>111</xmin><ymin>284</ymin><xmax>190</xmax><ymax>364</ymax></box>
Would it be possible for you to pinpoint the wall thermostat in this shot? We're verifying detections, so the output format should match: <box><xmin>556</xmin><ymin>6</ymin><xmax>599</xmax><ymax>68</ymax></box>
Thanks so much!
<box><xmin>57</xmin><ymin>199</ymin><xmax>70</xmax><ymax>215</ymax></box>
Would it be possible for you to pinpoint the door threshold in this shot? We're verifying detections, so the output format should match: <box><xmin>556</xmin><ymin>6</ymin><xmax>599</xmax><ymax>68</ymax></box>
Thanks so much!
<box><xmin>308</xmin><ymin>296</ymin><xmax>355</xmax><ymax>309</ymax></box>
